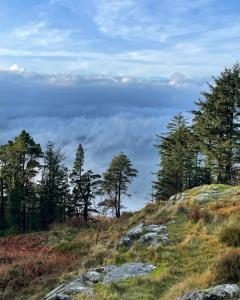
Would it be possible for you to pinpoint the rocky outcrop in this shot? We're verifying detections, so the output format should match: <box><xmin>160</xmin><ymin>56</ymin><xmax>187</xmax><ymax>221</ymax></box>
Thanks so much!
<box><xmin>43</xmin><ymin>263</ymin><xmax>155</xmax><ymax>300</ymax></box>
<box><xmin>175</xmin><ymin>284</ymin><xmax>240</xmax><ymax>300</ymax></box>
<box><xmin>119</xmin><ymin>223</ymin><xmax>172</xmax><ymax>247</ymax></box>
<box><xmin>169</xmin><ymin>185</ymin><xmax>238</xmax><ymax>204</ymax></box>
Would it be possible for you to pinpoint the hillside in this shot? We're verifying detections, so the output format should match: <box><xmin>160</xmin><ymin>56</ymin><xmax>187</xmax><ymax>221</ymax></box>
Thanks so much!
<box><xmin>1</xmin><ymin>184</ymin><xmax>240</xmax><ymax>300</ymax></box>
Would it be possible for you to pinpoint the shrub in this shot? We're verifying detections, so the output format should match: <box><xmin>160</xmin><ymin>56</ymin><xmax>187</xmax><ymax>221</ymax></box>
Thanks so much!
<box><xmin>56</xmin><ymin>241</ymin><xmax>89</xmax><ymax>255</ymax></box>
<box><xmin>219</xmin><ymin>227</ymin><xmax>240</xmax><ymax>247</ymax></box>
<box><xmin>213</xmin><ymin>249</ymin><xmax>240</xmax><ymax>283</ymax></box>
<box><xmin>189</xmin><ymin>207</ymin><xmax>201</xmax><ymax>223</ymax></box>
<box><xmin>200</xmin><ymin>209</ymin><xmax>213</xmax><ymax>223</ymax></box>
<box><xmin>218</xmin><ymin>217</ymin><xmax>240</xmax><ymax>247</ymax></box>
<box><xmin>176</xmin><ymin>204</ymin><xmax>186</xmax><ymax>214</ymax></box>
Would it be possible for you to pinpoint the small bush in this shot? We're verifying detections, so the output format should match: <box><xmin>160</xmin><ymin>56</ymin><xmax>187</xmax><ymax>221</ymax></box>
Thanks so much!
<box><xmin>200</xmin><ymin>209</ymin><xmax>213</xmax><ymax>223</ymax></box>
<box><xmin>218</xmin><ymin>217</ymin><xmax>240</xmax><ymax>247</ymax></box>
<box><xmin>189</xmin><ymin>207</ymin><xmax>201</xmax><ymax>223</ymax></box>
<box><xmin>56</xmin><ymin>241</ymin><xmax>89</xmax><ymax>255</ymax></box>
<box><xmin>213</xmin><ymin>249</ymin><xmax>240</xmax><ymax>283</ymax></box>
<box><xmin>176</xmin><ymin>204</ymin><xmax>186</xmax><ymax>213</ymax></box>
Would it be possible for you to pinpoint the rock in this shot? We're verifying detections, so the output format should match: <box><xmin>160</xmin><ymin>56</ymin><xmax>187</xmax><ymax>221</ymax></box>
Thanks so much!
<box><xmin>55</xmin><ymin>294</ymin><xmax>71</xmax><ymax>300</ymax></box>
<box><xmin>119</xmin><ymin>224</ymin><xmax>145</xmax><ymax>246</ymax></box>
<box><xmin>43</xmin><ymin>277</ymin><xmax>93</xmax><ymax>300</ymax></box>
<box><xmin>169</xmin><ymin>193</ymin><xmax>187</xmax><ymax>203</ymax></box>
<box><xmin>102</xmin><ymin>263</ymin><xmax>156</xmax><ymax>283</ymax></box>
<box><xmin>119</xmin><ymin>223</ymin><xmax>171</xmax><ymax>248</ymax></box>
<box><xmin>119</xmin><ymin>235</ymin><xmax>133</xmax><ymax>247</ymax></box>
<box><xmin>139</xmin><ymin>232</ymin><xmax>162</xmax><ymax>246</ymax></box>
<box><xmin>175</xmin><ymin>284</ymin><xmax>240</xmax><ymax>300</ymax></box>
<box><xmin>43</xmin><ymin>262</ymin><xmax>155</xmax><ymax>300</ymax></box>
<box><xmin>83</xmin><ymin>271</ymin><xmax>102</xmax><ymax>283</ymax></box>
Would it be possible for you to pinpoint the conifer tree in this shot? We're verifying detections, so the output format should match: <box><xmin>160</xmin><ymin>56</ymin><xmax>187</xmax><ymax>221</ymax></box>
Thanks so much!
<box><xmin>154</xmin><ymin>114</ymin><xmax>210</xmax><ymax>200</ymax></box>
<box><xmin>70</xmin><ymin>144</ymin><xmax>101</xmax><ymax>222</ymax></box>
<box><xmin>0</xmin><ymin>131</ymin><xmax>42</xmax><ymax>232</ymax></box>
<box><xmin>193</xmin><ymin>64</ymin><xmax>240</xmax><ymax>184</ymax></box>
<box><xmin>39</xmin><ymin>142</ymin><xmax>69</xmax><ymax>229</ymax></box>
<box><xmin>101</xmin><ymin>153</ymin><xmax>138</xmax><ymax>218</ymax></box>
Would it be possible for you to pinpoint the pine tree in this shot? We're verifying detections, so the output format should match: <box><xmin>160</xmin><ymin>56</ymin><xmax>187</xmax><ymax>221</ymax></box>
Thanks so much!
<box><xmin>102</xmin><ymin>153</ymin><xmax>138</xmax><ymax>218</ymax></box>
<box><xmin>70</xmin><ymin>144</ymin><xmax>101</xmax><ymax>222</ymax></box>
<box><xmin>0</xmin><ymin>131</ymin><xmax>42</xmax><ymax>232</ymax></box>
<box><xmin>193</xmin><ymin>64</ymin><xmax>240</xmax><ymax>184</ymax></box>
<box><xmin>154</xmin><ymin>114</ymin><xmax>210</xmax><ymax>200</ymax></box>
<box><xmin>39</xmin><ymin>142</ymin><xmax>69</xmax><ymax>229</ymax></box>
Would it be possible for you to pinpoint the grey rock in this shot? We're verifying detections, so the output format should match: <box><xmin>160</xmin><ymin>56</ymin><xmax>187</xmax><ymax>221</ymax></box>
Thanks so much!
<box><xmin>139</xmin><ymin>232</ymin><xmax>163</xmax><ymax>246</ymax></box>
<box><xmin>103</xmin><ymin>263</ymin><xmax>156</xmax><ymax>283</ymax></box>
<box><xmin>119</xmin><ymin>235</ymin><xmax>133</xmax><ymax>247</ymax></box>
<box><xmin>119</xmin><ymin>223</ymin><xmax>171</xmax><ymax>248</ymax></box>
<box><xmin>169</xmin><ymin>193</ymin><xmax>187</xmax><ymax>203</ymax></box>
<box><xmin>118</xmin><ymin>224</ymin><xmax>145</xmax><ymax>247</ymax></box>
<box><xmin>55</xmin><ymin>294</ymin><xmax>71</xmax><ymax>300</ymax></box>
<box><xmin>175</xmin><ymin>284</ymin><xmax>240</xmax><ymax>300</ymax></box>
<box><xmin>83</xmin><ymin>271</ymin><xmax>102</xmax><ymax>284</ymax></box>
<box><xmin>43</xmin><ymin>262</ymin><xmax>155</xmax><ymax>300</ymax></box>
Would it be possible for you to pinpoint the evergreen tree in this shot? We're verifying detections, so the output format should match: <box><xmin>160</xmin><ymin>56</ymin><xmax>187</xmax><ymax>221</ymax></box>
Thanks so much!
<box><xmin>193</xmin><ymin>64</ymin><xmax>240</xmax><ymax>184</ymax></box>
<box><xmin>39</xmin><ymin>142</ymin><xmax>69</xmax><ymax>229</ymax></box>
<box><xmin>154</xmin><ymin>114</ymin><xmax>210</xmax><ymax>200</ymax></box>
<box><xmin>0</xmin><ymin>131</ymin><xmax>42</xmax><ymax>232</ymax></box>
<box><xmin>70</xmin><ymin>144</ymin><xmax>101</xmax><ymax>222</ymax></box>
<box><xmin>102</xmin><ymin>153</ymin><xmax>138</xmax><ymax>218</ymax></box>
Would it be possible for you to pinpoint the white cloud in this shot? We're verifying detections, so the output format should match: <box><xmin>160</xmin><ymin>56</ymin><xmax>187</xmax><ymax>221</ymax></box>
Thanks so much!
<box><xmin>11</xmin><ymin>21</ymin><xmax>73</xmax><ymax>47</ymax></box>
<box><xmin>8</xmin><ymin>64</ymin><xmax>25</xmax><ymax>73</ymax></box>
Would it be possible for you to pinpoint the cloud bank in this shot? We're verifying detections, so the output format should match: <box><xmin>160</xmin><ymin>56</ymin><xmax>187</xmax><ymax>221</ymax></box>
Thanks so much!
<box><xmin>0</xmin><ymin>67</ymin><xmax>205</xmax><ymax>209</ymax></box>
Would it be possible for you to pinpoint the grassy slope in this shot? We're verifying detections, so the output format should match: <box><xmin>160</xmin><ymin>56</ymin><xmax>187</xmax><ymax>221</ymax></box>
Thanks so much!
<box><xmin>1</xmin><ymin>184</ymin><xmax>240</xmax><ymax>300</ymax></box>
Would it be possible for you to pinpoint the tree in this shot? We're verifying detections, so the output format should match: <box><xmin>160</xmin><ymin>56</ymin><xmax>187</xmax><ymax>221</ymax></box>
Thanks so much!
<box><xmin>39</xmin><ymin>142</ymin><xmax>69</xmax><ymax>229</ymax></box>
<box><xmin>154</xmin><ymin>114</ymin><xmax>210</xmax><ymax>200</ymax></box>
<box><xmin>193</xmin><ymin>64</ymin><xmax>240</xmax><ymax>184</ymax></box>
<box><xmin>70</xmin><ymin>144</ymin><xmax>101</xmax><ymax>222</ymax></box>
<box><xmin>0</xmin><ymin>131</ymin><xmax>42</xmax><ymax>232</ymax></box>
<box><xmin>102</xmin><ymin>153</ymin><xmax>138</xmax><ymax>218</ymax></box>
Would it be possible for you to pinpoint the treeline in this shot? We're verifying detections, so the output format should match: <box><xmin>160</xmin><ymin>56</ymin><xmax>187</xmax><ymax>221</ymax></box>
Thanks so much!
<box><xmin>0</xmin><ymin>135</ymin><xmax>137</xmax><ymax>233</ymax></box>
<box><xmin>154</xmin><ymin>64</ymin><xmax>240</xmax><ymax>199</ymax></box>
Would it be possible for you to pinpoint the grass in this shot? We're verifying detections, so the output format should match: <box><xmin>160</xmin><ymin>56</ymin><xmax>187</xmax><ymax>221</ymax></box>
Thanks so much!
<box><xmin>1</xmin><ymin>184</ymin><xmax>240</xmax><ymax>300</ymax></box>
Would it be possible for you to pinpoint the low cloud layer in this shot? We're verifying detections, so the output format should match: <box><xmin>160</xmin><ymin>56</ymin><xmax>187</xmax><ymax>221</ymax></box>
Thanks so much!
<box><xmin>0</xmin><ymin>68</ymin><xmax>205</xmax><ymax>209</ymax></box>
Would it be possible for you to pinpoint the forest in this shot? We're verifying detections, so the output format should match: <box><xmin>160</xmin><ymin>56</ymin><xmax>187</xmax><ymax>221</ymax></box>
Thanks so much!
<box><xmin>0</xmin><ymin>64</ymin><xmax>240</xmax><ymax>234</ymax></box>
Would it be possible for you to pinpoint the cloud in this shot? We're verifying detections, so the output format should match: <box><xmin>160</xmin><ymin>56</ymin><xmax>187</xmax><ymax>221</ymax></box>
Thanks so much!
<box><xmin>0</xmin><ymin>69</ymin><xmax>204</xmax><ymax>209</ymax></box>
<box><xmin>8</xmin><ymin>64</ymin><xmax>25</xmax><ymax>73</ymax></box>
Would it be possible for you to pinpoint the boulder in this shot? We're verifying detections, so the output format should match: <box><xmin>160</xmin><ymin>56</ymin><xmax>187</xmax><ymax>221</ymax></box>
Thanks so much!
<box><xmin>119</xmin><ymin>223</ymin><xmax>171</xmax><ymax>248</ymax></box>
<box><xmin>102</xmin><ymin>263</ymin><xmax>156</xmax><ymax>283</ymax></box>
<box><xmin>43</xmin><ymin>262</ymin><xmax>155</xmax><ymax>300</ymax></box>
<box><xmin>119</xmin><ymin>224</ymin><xmax>145</xmax><ymax>246</ymax></box>
<box><xmin>175</xmin><ymin>284</ymin><xmax>240</xmax><ymax>300</ymax></box>
<box><xmin>83</xmin><ymin>271</ymin><xmax>102</xmax><ymax>284</ymax></box>
<box><xmin>169</xmin><ymin>193</ymin><xmax>187</xmax><ymax>203</ymax></box>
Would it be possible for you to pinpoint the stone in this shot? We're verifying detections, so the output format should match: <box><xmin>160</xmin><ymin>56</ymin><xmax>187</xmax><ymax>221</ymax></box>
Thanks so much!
<box><xmin>175</xmin><ymin>284</ymin><xmax>240</xmax><ymax>300</ymax></box>
<box><xmin>102</xmin><ymin>263</ymin><xmax>156</xmax><ymax>283</ymax></box>
<box><xmin>83</xmin><ymin>271</ymin><xmax>102</xmax><ymax>283</ymax></box>
<box><xmin>118</xmin><ymin>224</ymin><xmax>145</xmax><ymax>246</ymax></box>
<box><xmin>169</xmin><ymin>193</ymin><xmax>187</xmax><ymax>203</ymax></box>
<box><xmin>119</xmin><ymin>223</ymin><xmax>171</xmax><ymax>248</ymax></box>
<box><xmin>43</xmin><ymin>262</ymin><xmax>155</xmax><ymax>300</ymax></box>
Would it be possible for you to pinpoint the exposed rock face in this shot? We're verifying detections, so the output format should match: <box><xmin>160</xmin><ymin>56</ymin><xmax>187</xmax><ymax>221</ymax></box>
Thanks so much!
<box><xmin>169</xmin><ymin>193</ymin><xmax>188</xmax><ymax>203</ymax></box>
<box><xmin>175</xmin><ymin>284</ymin><xmax>240</xmax><ymax>300</ymax></box>
<box><xmin>43</xmin><ymin>263</ymin><xmax>155</xmax><ymax>300</ymax></box>
<box><xmin>119</xmin><ymin>223</ymin><xmax>171</xmax><ymax>247</ymax></box>
<box><xmin>169</xmin><ymin>185</ymin><xmax>237</xmax><ymax>204</ymax></box>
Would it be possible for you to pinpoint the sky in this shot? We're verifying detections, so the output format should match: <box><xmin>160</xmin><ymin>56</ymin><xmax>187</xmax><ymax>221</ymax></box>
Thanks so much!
<box><xmin>0</xmin><ymin>0</ymin><xmax>240</xmax><ymax>210</ymax></box>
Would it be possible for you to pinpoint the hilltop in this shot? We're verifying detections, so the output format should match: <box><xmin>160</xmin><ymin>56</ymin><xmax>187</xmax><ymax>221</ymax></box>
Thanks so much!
<box><xmin>1</xmin><ymin>184</ymin><xmax>240</xmax><ymax>300</ymax></box>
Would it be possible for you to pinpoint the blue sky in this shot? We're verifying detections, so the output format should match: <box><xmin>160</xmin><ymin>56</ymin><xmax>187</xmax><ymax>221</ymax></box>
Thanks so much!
<box><xmin>0</xmin><ymin>0</ymin><xmax>240</xmax><ymax>209</ymax></box>
<box><xmin>0</xmin><ymin>0</ymin><xmax>240</xmax><ymax>76</ymax></box>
